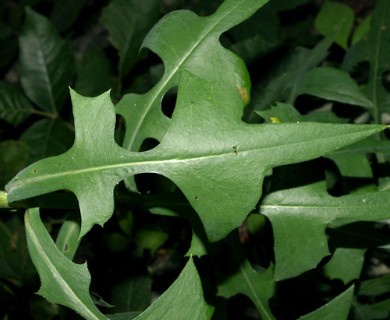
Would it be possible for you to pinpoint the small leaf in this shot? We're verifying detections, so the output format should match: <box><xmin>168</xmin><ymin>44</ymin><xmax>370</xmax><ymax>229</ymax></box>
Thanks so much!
<box><xmin>55</xmin><ymin>220</ymin><xmax>80</xmax><ymax>260</ymax></box>
<box><xmin>0</xmin><ymin>82</ymin><xmax>35</xmax><ymax>126</ymax></box>
<box><xmin>19</xmin><ymin>8</ymin><xmax>74</xmax><ymax>113</ymax></box>
<box><xmin>25</xmin><ymin>208</ymin><xmax>108</xmax><ymax>320</ymax></box>
<box><xmin>299</xmin><ymin>286</ymin><xmax>354</xmax><ymax>320</ymax></box>
<box><xmin>315</xmin><ymin>1</ymin><xmax>354</xmax><ymax>50</ymax></box>
<box><xmin>297</xmin><ymin>67</ymin><xmax>372</xmax><ymax>108</ymax></box>
<box><xmin>261</xmin><ymin>182</ymin><xmax>390</xmax><ymax>280</ymax></box>
<box><xmin>101</xmin><ymin>0</ymin><xmax>161</xmax><ymax>78</ymax></box>
<box><xmin>135</xmin><ymin>257</ymin><xmax>213</xmax><ymax>319</ymax></box>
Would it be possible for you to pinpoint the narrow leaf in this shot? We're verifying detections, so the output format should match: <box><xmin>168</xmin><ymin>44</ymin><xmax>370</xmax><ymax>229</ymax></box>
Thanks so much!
<box><xmin>135</xmin><ymin>257</ymin><xmax>213</xmax><ymax>320</ymax></box>
<box><xmin>19</xmin><ymin>8</ymin><xmax>74</xmax><ymax>113</ymax></box>
<box><xmin>25</xmin><ymin>208</ymin><xmax>107</xmax><ymax>320</ymax></box>
<box><xmin>55</xmin><ymin>220</ymin><xmax>80</xmax><ymax>260</ymax></box>
<box><xmin>261</xmin><ymin>182</ymin><xmax>390</xmax><ymax>280</ymax></box>
<box><xmin>297</xmin><ymin>67</ymin><xmax>372</xmax><ymax>108</ymax></box>
<box><xmin>315</xmin><ymin>1</ymin><xmax>354</xmax><ymax>50</ymax></box>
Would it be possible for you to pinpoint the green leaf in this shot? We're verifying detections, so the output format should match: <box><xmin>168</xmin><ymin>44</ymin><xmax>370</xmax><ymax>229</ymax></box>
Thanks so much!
<box><xmin>0</xmin><ymin>217</ymin><xmax>35</xmax><ymax>283</ymax></box>
<box><xmin>50</xmin><ymin>0</ymin><xmax>87</xmax><ymax>32</ymax></box>
<box><xmin>323</xmin><ymin>248</ymin><xmax>365</xmax><ymax>284</ymax></box>
<box><xmin>101</xmin><ymin>0</ymin><xmax>161</xmax><ymax>78</ymax></box>
<box><xmin>248</xmin><ymin>38</ymin><xmax>332</xmax><ymax>117</ymax></box>
<box><xmin>55</xmin><ymin>220</ymin><xmax>80</xmax><ymax>260</ymax></box>
<box><xmin>217</xmin><ymin>234</ymin><xmax>276</xmax><ymax>319</ymax></box>
<box><xmin>296</xmin><ymin>67</ymin><xmax>372</xmax><ymax>108</ymax></box>
<box><xmin>315</xmin><ymin>1</ymin><xmax>354</xmax><ymax>50</ymax></box>
<box><xmin>116</xmin><ymin>0</ymin><xmax>269</xmax><ymax>154</ymax></box>
<box><xmin>20</xmin><ymin>118</ymin><xmax>74</xmax><ymax>163</ymax></box>
<box><xmin>106</xmin><ymin>312</ymin><xmax>141</xmax><ymax>320</ymax></box>
<box><xmin>111</xmin><ymin>276</ymin><xmax>152</xmax><ymax>313</ymax></box>
<box><xmin>0</xmin><ymin>82</ymin><xmax>35</xmax><ymax>126</ymax></box>
<box><xmin>25</xmin><ymin>208</ymin><xmax>108</xmax><ymax>320</ymax></box>
<box><xmin>135</xmin><ymin>257</ymin><xmax>213</xmax><ymax>320</ymax></box>
<box><xmin>343</xmin><ymin>0</ymin><xmax>390</xmax><ymax>120</ymax></box>
<box><xmin>260</xmin><ymin>182</ymin><xmax>390</xmax><ymax>280</ymax></box>
<box><xmin>326</xmin><ymin>152</ymin><xmax>373</xmax><ymax>178</ymax></box>
<box><xmin>351</xmin><ymin>15</ymin><xmax>371</xmax><ymax>45</ymax></box>
<box><xmin>5</xmin><ymin>80</ymin><xmax>386</xmax><ymax>241</ymax></box>
<box><xmin>19</xmin><ymin>8</ymin><xmax>74</xmax><ymax>113</ymax></box>
<box><xmin>299</xmin><ymin>286</ymin><xmax>354</xmax><ymax>320</ymax></box>
<box><xmin>0</xmin><ymin>140</ymin><xmax>29</xmax><ymax>189</ymax></box>
<box><xmin>75</xmin><ymin>48</ymin><xmax>114</xmax><ymax>97</ymax></box>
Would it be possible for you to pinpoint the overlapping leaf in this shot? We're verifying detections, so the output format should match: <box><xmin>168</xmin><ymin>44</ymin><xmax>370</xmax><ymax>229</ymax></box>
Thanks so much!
<box><xmin>260</xmin><ymin>182</ymin><xmax>390</xmax><ymax>280</ymax></box>
<box><xmin>116</xmin><ymin>0</ymin><xmax>269</xmax><ymax>153</ymax></box>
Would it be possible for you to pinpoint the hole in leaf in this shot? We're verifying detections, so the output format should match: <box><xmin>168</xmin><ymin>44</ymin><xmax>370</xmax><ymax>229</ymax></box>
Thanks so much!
<box><xmin>139</xmin><ymin>138</ymin><xmax>160</xmax><ymax>152</ymax></box>
<box><xmin>161</xmin><ymin>86</ymin><xmax>178</xmax><ymax>118</ymax></box>
<box><xmin>381</xmin><ymin>70</ymin><xmax>390</xmax><ymax>92</ymax></box>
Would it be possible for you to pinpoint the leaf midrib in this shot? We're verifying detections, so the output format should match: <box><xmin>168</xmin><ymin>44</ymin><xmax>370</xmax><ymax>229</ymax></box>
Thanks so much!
<box><xmin>9</xmin><ymin>128</ymin><xmax>378</xmax><ymax>189</ymax></box>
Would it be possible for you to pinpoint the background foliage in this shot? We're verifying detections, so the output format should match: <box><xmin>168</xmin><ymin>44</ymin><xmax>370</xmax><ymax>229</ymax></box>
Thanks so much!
<box><xmin>1</xmin><ymin>0</ymin><xmax>390</xmax><ymax>319</ymax></box>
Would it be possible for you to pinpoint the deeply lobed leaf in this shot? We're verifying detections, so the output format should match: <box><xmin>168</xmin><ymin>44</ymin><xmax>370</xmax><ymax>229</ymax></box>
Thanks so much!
<box><xmin>6</xmin><ymin>76</ymin><xmax>386</xmax><ymax>242</ymax></box>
